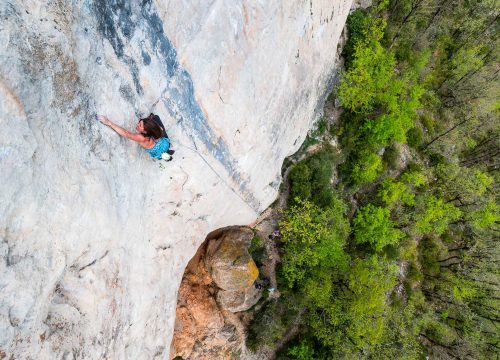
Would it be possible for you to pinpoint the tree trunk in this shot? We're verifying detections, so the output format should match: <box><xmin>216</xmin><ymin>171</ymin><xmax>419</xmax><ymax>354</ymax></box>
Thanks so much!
<box><xmin>390</xmin><ymin>0</ymin><xmax>424</xmax><ymax>45</ymax></box>
<box><xmin>423</xmin><ymin>117</ymin><xmax>470</xmax><ymax>149</ymax></box>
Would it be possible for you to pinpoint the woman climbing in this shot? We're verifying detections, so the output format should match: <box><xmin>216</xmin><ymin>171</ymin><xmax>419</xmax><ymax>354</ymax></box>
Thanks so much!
<box><xmin>96</xmin><ymin>113</ymin><xmax>174</xmax><ymax>161</ymax></box>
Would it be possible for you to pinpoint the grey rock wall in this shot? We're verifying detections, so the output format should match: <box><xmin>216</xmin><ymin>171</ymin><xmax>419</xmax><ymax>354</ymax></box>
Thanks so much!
<box><xmin>0</xmin><ymin>0</ymin><xmax>351</xmax><ymax>358</ymax></box>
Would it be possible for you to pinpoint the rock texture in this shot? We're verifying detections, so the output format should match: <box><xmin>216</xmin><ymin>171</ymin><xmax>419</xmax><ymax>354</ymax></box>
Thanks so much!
<box><xmin>173</xmin><ymin>279</ymin><xmax>227</xmax><ymax>359</ymax></box>
<box><xmin>0</xmin><ymin>0</ymin><xmax>352</xmax><ymax>358</ymax></box>
<box><xmin>204</xmin><ymin>228</ymin><xmax>262</xmax><ymax>313</ymax></box>
<box><xmin>216</xmin><ymin>285</ymin><xmax>261</xmax><ymax>313</ymax></box>
<box><xmin>170</xmin><ymin>230</ymin><xmax>248</xmax><ymax>359</ymax></box>
<box><xmin>205</xmin><ymin>228</ymin><xmax>258</xmax><ymax>291</ymax></box>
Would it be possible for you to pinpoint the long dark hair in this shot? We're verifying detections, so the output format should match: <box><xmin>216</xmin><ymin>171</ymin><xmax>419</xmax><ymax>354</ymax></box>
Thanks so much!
<box><xmin>140</xmin><ymin>113</ymin><xmax>164</xmax><ymax>139</ymax></box>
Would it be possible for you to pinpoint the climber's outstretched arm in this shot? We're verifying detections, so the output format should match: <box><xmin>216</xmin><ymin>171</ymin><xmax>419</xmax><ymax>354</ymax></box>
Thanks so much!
<box><xmin>97</xmin><ymin>115</ymin><xmax>145</xmax><ymax>143</ymax></box>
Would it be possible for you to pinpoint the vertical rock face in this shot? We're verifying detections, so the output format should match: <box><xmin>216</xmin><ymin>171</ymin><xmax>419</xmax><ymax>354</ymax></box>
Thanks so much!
<box><xmin>0</xmin><ymin>0</ymin><xmax>351</xmax><ymax>359</ymax></box>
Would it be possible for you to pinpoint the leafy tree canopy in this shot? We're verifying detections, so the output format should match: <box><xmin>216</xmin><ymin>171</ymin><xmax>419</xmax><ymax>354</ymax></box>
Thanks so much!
<box><xmin>378</xmin><ymin>177</ymin><xmax>415</xmax><ymax>207</ymax></box>
<box><xmin>279</xmin><ymin>198</ymin><xmax>350</xmax><ymax>287</ymax></box>
<box><xmin>413</xmin><ymin>195</ymin><xmax>462</xmax><ymax>235</ymax></box>
<box><xmin>354</xmin><ymin>204</ymin><xmax>405</xmax><ymax>251</ymax></box>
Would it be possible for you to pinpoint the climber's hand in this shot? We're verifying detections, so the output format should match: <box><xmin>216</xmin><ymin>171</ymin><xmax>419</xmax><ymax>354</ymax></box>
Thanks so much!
<box><xmin>96</xmin><ymin>115</ymin><xmax>110</xmax><ymax>125</ymax></box>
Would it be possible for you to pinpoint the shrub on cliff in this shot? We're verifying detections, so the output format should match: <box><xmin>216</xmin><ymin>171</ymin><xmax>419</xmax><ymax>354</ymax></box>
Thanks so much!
<box><xmin>289</xmin><ymin>162</ymin><xmax>312</xmax><ymax>203</ymax></box>
<box><xmin>246</xmin><ymin>299</ymin><xmax>298</xmax><ymax>351</ymax></box>
<box><xmin>343</xmin><ymin>9</ymin><xmax>372</xmax><ymax>70</ymax></box>
<box><xmin>288</xmin><ymin>145</ymin><xmax>337</xmax><ymax>208</ymax></box>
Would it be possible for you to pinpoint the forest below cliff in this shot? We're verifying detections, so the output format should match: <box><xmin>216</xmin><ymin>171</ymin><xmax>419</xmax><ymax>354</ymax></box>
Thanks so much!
<box><xmin>246</xmin><ymin>0</ymin><xmax>499</xmax><ymax>358</ymax></box>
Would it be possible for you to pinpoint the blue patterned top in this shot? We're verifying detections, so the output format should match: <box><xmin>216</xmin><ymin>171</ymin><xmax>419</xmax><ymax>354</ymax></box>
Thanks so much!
<box><xmin>144</xmin><ymin>137</ymin><xmax>170</xmax><ymax>159</ymax></box>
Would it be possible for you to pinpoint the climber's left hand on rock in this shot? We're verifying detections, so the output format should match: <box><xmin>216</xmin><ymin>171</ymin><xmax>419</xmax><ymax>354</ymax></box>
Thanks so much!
<box><xmin>96</xmin><ymin>115</ymin><xmax>110</xmax><ymax>125</ymax></box>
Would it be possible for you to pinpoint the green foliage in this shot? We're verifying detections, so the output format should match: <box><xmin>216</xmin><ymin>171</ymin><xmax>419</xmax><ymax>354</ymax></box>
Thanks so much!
<box><xmin>306</xmin><ymin>148</ymin><xmax>337</xmax><ymax>207</ymax></box>
<box><xmin>423</xmin><ymin>319</ymin><xmax>457</xmax><ymax>346</ymax></box>
<box><xmin>308</xmin><ymin>117</ymin><xmax>329</xmax><ymax>139</ymax></box>
<box><xmin>338</xmin><ymin>19</ymin><xmax>395</xmax><ymax>114</ymax></box>
<box><xmin>353</xmin><ymin>204</ymin><xmax>404</xmax><ymax>251</ymax></box>
<box><xmin>288</xmin><ymin>340</ymin><xmax>315</xmax><ymax>360</ymax></box>
<box><xmin>246</xmin><ymin>299</ymin><xmax>299</xmax><ymax>351</ymax></box>
<box><xmin>372</xmin><ymin>0</ymin><xmax>390</xmax><ymax>13</ymax></box>
<box><xmin>413</xmin><ymin>195</ymin><xmax>462</xmax><ymax>236</ymax></box>
<box><xmin>249</xmin><ymin>235</ymin><xmax>266</xmax><ymax>266</ymax></box>
<box><xmin>399</xmin><ymin>238</ymin><xmax>419</xmax><ymax>262</ymax></box>
<box><xmin>350</xmin><ymin>151</ymin><xmax>383</xmax><ymax>186</ymax></box>
<box><xmin>343</xmin><ymin>9</ymin><xmax>372</xmax><ymax>69</ymax></box>
<box><xmin>401</xmin><ymin>170</ymin><xmax>427</xmax><ymax>188</ymax></box>
<box><xmin>279</xmin><ymin>198</ymin><xmax>350</xmax><ymax>287</ymax></box>
<box><xmin>470</xmin><ymin>200</ymin><xmax>500</xmax><ymax>230</ymax></box>
<box><xmin>249</xmin><ymin>235</ymin><xmax>263</xmax><ymax>252</ymax></box>
<box><xmin>289</xmin><ymin>162</ymin><xmax>312</xmax><ymax>202</ymax></box>
<box><xmin>308</xmin><ymin>256</ymin><xmax>398</xmax><ymax>354</ymax></box>
<box><xmin>370</xmin><ymin>299</ymin><xmax>423</xmax><ymax>359</ymax></box>
<box><xmin>288</xmin><ymin>146</ymin><xmax>337</xmax><ymax>208</ymax></box>
<box><xmin>378</xmin><ymin>177</ymin><xmax>415</xmax><ymax>207</ymax></box>
<box><xmin>253</xmin><ymin>1</ymin><xmax>499</xmax><ymax>358</ymax></box>
<box><xmin>420</xmin><ymin>115</ymin><xmax>436</xmax><ymax>135</ymax></box>
<box><xmin>416</xmin><ymin>229</ymin><xmax>500</xmax><ymax>358</ymax></box>
<box><xmin>339</xmin><ymin>16</ymin><xmax>423</xmax><ymax>149</ymax></box>
<box><xmin>452</xmin><ymin>281</ymin><xmax>477</xmax><ymax>303</ymax></box>
<box><xmin>405</xmin><ymin>260</ymin><xmax>423</xmax><ymax>286</ymax></box>
<box><xmin>361</xmin><ymin>77</ymin><xmax>424</xmax><ymax>147</ymax></box>
<box><xmin>407</xmin><ymin>127</ymin><xmax>423</xmax><ymax>148</ymax></box>
<box><xmin>382</xmin><ymin>145</ymin><xmax>400</xmax><ymax>169</ymax></box>
<box><xmin>436</xmin><ymin>163</ymin><xmax>493</xmax><ymax>203</ymax></box>
<box><xmin>316</xmin><ymin>117</ymin><xmax>327</xmax><ymax>135</ymax></box>
<box><xmin>418</xmin><ymin>237</ymin><xmax>444</xmax><ymax>276</ymax></box>
<box><xmin>449</xmin><ymin>45</ymin><xmax>486</xmax><ymax>83</ymax></box>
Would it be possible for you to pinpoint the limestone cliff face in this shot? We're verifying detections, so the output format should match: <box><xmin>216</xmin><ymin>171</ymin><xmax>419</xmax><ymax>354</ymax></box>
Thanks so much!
<box><xmin>0</xmin><ymin>1</ymin><xmax>351</xmax><ymax>358</ymax></box>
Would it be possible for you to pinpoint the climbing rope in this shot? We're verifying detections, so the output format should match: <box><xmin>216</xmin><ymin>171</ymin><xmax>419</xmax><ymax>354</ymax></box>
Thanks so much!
<box><xmin>168</xmin><ymin>134</ymin><xmax>260</xmax><ymax>214</ymax></box>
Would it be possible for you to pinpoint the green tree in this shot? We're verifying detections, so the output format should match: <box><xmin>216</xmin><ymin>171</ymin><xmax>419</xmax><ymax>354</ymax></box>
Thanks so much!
<box><xmin>289</xmin><ymin>162</ymin><xmax>312</xmax><ymax>202</ymax></box>
<box><xmin>339</xmin><ymin>14</ymin><xmax>424</xmax><ymax>148</ymax></box>
<box><xmin>308</xmin><ymin>256</ymin><xmax>398</xmax><ymax>355</ymax></box>
<box><xmin>353</xmin><ymin>204</ymin><xmax>405</xmax><ymax>251</ymax></box>
<box><xmin>435</xmin><ymin>163</ymin><xmax>493</xmax><ymax>203</ymax></box>
<box><xmin>288</xmin><ymin>340</ymin><xmax>315</xmax><ymax>360</ymax></box>
<box><xmin>350</xmin><ymin>151</ymin><xmax>384</xmax><ymax>186</ymax></box>
<box><xmin>401</xmin><ymin>169</ymin><xmax>427</xmax><ymax>188</ymax></box>
<box><xmin>306</xmin><ymin>147</ymin><xmax>336</xmax><ymax>207</ymax></box>
<box><xmin>343</xmin><ymin>9</ymin><xmax>372</xmax><ymax>69</ymax></box>
<box><xmin>413</xmin><ymin>195</ymin><xmax>462</xmax><ymax>235</ymax></box>
<box><xmin>469</xmin><ymin>200</ymin><xmax>499</xmax><ymax>230</ymax></box>
<box><xmin>361</xmin><ymin>74</ymin><xmax>424</xmax><ymax>147</ymax></box>
<box><xmin>279</xmin><ymin>198</ymin><xmax>350</xmax><ymax>287</ymax></box>
<box><xmin>338</xmin><ymin>19</ymin><xmax>396</xmax><ymax>113</ymax></box>
<box><xmin>288</xmin><ymin>146</ymin><xmax>337</xmax><ymax>208</ymax></box>
<box><xmin>378</xmin><ymin>177</ymin><xmax>415</xmax><ymax>207</ymax></box>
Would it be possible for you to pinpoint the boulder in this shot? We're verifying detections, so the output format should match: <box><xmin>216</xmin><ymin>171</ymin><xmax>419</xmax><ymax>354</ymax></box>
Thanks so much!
<box><xmin>205</xmin><ymin>228</ymin><xmax>259</xmax><ymax>291</ymax></box>
<box><xmin>217</xmin><ymin>285</ymin><xmax>262</xmax><ymax>313</ymax></box>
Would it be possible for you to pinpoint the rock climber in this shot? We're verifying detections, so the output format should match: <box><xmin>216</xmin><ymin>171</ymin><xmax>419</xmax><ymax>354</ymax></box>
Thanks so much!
<box><xmin>96</xmin><ymin>113</ymin><xmax>174</xmax><ymax>161</ymax></box>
